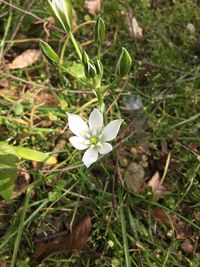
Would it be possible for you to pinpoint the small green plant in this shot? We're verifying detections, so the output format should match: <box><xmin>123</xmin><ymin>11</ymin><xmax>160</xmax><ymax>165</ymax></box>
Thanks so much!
<box><xmin>0</xmin><ymin>142</ymin><xmax>56</xmax><ymax>200</ymax></box>
<box><xmin>40</xmin><ymin>0</ymin><xmax>132</xmax><ymax>167</ymax></box>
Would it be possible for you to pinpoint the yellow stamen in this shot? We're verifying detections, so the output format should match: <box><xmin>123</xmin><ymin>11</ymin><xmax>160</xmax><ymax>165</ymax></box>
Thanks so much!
<box><xmin>90</xmin><ymin>137</ymin><xmax>97</xmax><ymax>144</ymax></box>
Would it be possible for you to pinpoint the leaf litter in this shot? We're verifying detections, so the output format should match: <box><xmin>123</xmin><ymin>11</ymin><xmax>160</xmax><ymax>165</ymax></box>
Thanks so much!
<box><xmin>84</xmin><ymin>0</ymin><xmax>101</xmax><ymax>16</ymax></box>
<box><xmin>7</xmin><ymin>49</ymin><xmax>42</xmax><ymax>69</ymax></box>
<box><xmin>33</xmin><ymin>215</ymin><xmax>92</xmax><ymax>264</ymax></box>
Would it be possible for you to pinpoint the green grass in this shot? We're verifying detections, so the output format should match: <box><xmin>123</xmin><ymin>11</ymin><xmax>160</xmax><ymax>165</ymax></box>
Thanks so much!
<box><xmin>0</xmin><ymin>0</ymin><xmax>200</xmax><ymax>266</ymax></box>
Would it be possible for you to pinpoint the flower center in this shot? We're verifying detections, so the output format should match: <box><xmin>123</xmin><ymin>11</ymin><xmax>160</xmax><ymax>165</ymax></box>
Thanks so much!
<box><xmin>90</xmin><ymin>137</ymin><xmax>97</xmax><ymax>144</ymax></box>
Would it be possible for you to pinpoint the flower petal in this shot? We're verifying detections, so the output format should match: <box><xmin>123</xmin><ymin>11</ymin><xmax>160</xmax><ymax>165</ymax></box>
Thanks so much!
<box><xmin>51</xmin><ymin>0</ymin><xmax>66</xmax><ymax>30</ymax></box>
<box><xmin>82</xmin><ymin>147</ymin><xmax>98</xmax><ymax>168</ymax></box>
<box><xmin>67</xmin><ymin>113</ymin><xmax>89</xmax><ymax>137</ymax></box>
<box><xmin>98</xmin><ymin>142</ymin><xmax>112</xmax><ymax>154</ymax></box>
<box><xmin>102</xmin><ymin>119</ymin><xmax>123</xmax><ymax>141</ymax></box>
<box><xmin>89</xmin><ymin>108</ymin><xmax>103</xmax><ymax>133</ymax></box>
<box><xmin>69</xmin><ymin>136</ymin><xmax>89</xmax><ymax>150</ymax></box>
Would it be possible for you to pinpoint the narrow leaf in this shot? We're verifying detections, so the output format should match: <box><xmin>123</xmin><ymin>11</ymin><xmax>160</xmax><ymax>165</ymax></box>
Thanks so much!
<box><xmin>12</xmin><ymin>146</ymin><xmax>56</xmax><ymax>164</ymax></box>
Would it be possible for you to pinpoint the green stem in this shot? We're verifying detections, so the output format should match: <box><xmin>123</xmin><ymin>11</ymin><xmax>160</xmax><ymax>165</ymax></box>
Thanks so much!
<box><xmin>96</xmin><ymin>88</ymin><xmax>107</xmax><ymax>123</ymax></box>
<box><xmin>96</xmin><ymin>89</ymin><xmax>104</xmax><ymax>113</ymax></box>
<box><xmin>69</xmin><ymin>31</ymin><xmax>82</xmax><ymax>61</ymax></box>
<box><xmin>97</xmin><ymin>43</ymin><xmax>101</xmax><ymax>60</ymax></box>
<box><xmin>119</xmin><ymin>191</ymin><xmax>131</xmax><ymax>267</ymax></box>
<box><xmin>11</xmin><ymin>187</ymin><xmax>32</xmax><ymax>267</ymax></box>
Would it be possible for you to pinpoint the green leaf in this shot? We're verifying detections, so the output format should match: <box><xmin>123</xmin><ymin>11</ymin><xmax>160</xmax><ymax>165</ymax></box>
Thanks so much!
<box><xmin>0</xmin><ymin>142</ymin><xmax>19</xmax><ymax>200</ymax></box>
<box><xmin>12</xmin><ymin>146</ymin><xmax>56</xmax><ymax>164</ymax></box>
<box><xmin>0</xmin><ymin>167</ymin><xmax>17</xmax><ymax>201</ymax></box>
<box><xmin>66</xmin><ymin>63</ymin><xmax>86</xmax><ymax>79</ymax></box>
<box><xmin>0</xmin><ymin>141</ymin><xmax>17</xmax><ymax>156</ymax></box>
<box><xmin>0</xmin><ymin>142</ymin><xmax>19</xmax><ymax>165</ymax></box>
<box><xmin>40</xmin><ymin>40</ymin><xmax>59</xmax><ymax>65</ymax></box>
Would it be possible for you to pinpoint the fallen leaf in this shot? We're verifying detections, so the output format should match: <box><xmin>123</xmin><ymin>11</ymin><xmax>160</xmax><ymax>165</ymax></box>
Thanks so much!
<box><xmin>152</xmin><ymin>208</ymin><xmax>192</xmax><ymax>241</ymax></box>
<box><xmin>152</xmin><ymin>208</ymin><xmax>177</xmax><ymax>228</ymax></box>
<box><xmin>8</xmin><ymin>49</ymin><xmax>42</xmax><ymax>69</ymax></box>
<box><xmin>121</xmin><ymin>13</ymin><xmax>143</xmax><ymax>39</ymax></box>
<box><xmin>147</xmin><ymin>171</ymin><xmax>170</xmax><ymax>200</ymax></box>
<box><xmin>11</xmin><ymin>171</ymin><xmax>30</xmax><ymax>199</ymax></box>
<box><xmin>33</xmin><ymin>215</ymin><xmax>92</xmax><ymax>264</ymax></box>
<box><xmin>124</xmin><ymin>162</ymin><xmax>145</xmax><ymax>193</ymax></box>
<box><xmin>0</xmin><ymin>79</ymin><xmax>9</xmax><ymax>89</ymax></box>
<box><xmin>181</xmin><ymin>239</ymin><xmax>194</xmax><ymax>254</ymax></box>
<box><xmin>35</xmin><ymin>92</ymin><xmax>59</xmax><ymax>106</ymax></box>
<box><xmin>175</xmin><ymin>220</ymin><xmax>192</xmax><ymax>240</ymax></box>
<box><xmin>130</xmin><ymin>17</ymin><xmax>143</xmax><ymax>39</ymax></box>
<box><xmin>84</xmin><ymin>0</ymin><xmax>101</xmax><ymax>16</ymax></box>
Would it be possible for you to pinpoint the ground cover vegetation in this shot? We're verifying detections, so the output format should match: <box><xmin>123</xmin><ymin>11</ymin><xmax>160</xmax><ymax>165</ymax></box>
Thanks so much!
<box><xmin>0</xmin><ymin>0</ymin><xmax>200</xmax><ymax>266</ymax></box>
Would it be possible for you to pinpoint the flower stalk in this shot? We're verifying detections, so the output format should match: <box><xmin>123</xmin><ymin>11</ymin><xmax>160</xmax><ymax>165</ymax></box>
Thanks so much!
<box><xmin>69</xmin><ymin>31</ymin><xmax>82</xmax><ymax>61</ymax></box>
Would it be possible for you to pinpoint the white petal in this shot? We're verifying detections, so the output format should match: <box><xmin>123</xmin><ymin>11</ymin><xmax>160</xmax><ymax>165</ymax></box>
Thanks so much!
<box><xmin>67</xmin><ymin>113</ymin><xmax>89</xmax><ymax>137</ymax></box>
<box><xmin>82</xmin><ymin>147</ymin><xmax>98</xmax><ymax>168</ymax></box>
<box><xmin>57</xmin><ymin>0</ymin><xmax>65</xmax><ymax>11</ymax></box>
<box><xmin>102</xmin><ymin>119</ymin><xmax>123</xmax><ymax>141</ymax></box>
<box><xmin>89</xmin><ymin>108</ymin><xmax>103</xmax><ymax>133</ymax></box>
<box><xmin>69</xmin><ymin>136</ymin><xmax>89</xmax><ymax>150</ymax></box>
<box><xmin>51</xmin><ymin>0</ymin><xmax>66</xmax><ymax>29</ymax></box>
<box><xmin>98</xmin><ymin>142</ymin><xmax>112</xmax><ymax>154</ymax></box>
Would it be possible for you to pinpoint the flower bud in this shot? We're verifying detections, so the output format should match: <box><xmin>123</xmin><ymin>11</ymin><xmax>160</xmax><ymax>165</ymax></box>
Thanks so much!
<box><xmin>40</xmin><ymin>40</ymin><xmax>59</xmax><ymax>64</ymax></box>
<box><xmin>47</xmin><ymin>0</ymin><xmax>72</xmax><ymax>32</ymax></box>
<box><xmin>116</xmin><ymin>47</ymin><xmax>132</xmax><ymax>77</ymax></box>
<box><xmin>93</xmin><ymin>59</ymin><xmax>103</xmax><ymax>77</ymax></box>
<box><xmin>95</xmin><ymin>17</ymin><xmax>105</xmax><ymax>45</ymax></box>
<box><xmin>82</xmin><ymin>50</ymin><xmax>90</xmax><ymax>65</ymax></box>
<box><xmin>84</xmin><ymin>62</ymin><xmax>97</xmax><ymax>78</ymax></box>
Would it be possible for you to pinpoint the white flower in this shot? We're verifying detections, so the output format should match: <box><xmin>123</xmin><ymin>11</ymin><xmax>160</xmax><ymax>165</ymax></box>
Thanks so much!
<box><xmin>47</xmin><ymin>0</ymin><xmax>72</xmax><ymax>32</ymax></box>
<box><xmin>67</xmin><ymin>109</ymin><xmax>123</xmax><ymax>168</ymax></box>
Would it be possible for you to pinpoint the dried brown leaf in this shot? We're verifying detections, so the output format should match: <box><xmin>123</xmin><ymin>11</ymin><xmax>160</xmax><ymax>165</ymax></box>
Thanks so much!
<box><xmin>8</xmin><ymin>49</ymin><xmax>41</xmax><ymax>69</ymax></box>
<box><xmin>121</xmin><ymin>13</ymin><xmax>143</xmax><ymax>40</ymax></box>
<box><xmin>124</xmin><ymin>163</ymin><xmax>145</xmax><ymax>193</ymax></box>
<box><xmin>35</xmin><ymin>92</ymin><xmax>59</xmax><ymax>106</ymax></box>
<box><xmin>84</xmin><ymin>0</ymin><xmax>101</xmax><ymax>16</ymax></box>
<box><xmin>0</xmin><ymin>79</ymin><xmax>9</xmax><ymax>89</ymax></box>
<box><xmin>33</xmin><ymin>215</ymin><xmax>92</xmax><ymax>264</ymax></box>
<box><xmin>152</xmin><ymin>208</ymin><xmax>192</xmax><ymax>241</ymax></box>
<box><xmin>147</xmin><ymin>171</ymin><xmax>170</xmax><ymax>200</ymax></box>
<box><xmin>152</xmin><ymin>208</ymin><xmax>177</xmax><ymax>228</ymax></box>
<box><xmin>181</xmin><ymin>239</ymin><xmax>194</xmax><ymax>253</ymax></box>
<box><xmin>11</xmin><ymin>172</ymin><xmax>30</xmax><ymax>199</ymax></box>
<box><xmin>130</xmin><ymin>17</ymin><xmax>143</xmax><ymax>39</ymax></box>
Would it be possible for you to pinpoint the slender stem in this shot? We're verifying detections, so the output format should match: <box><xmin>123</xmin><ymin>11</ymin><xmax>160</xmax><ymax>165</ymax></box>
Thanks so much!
<box><xmin>96</xmin><ymin>89</ymin><xmax>104</xmax><ymax>113</ymax></box>
<box><xmin>119</xmin><ymin>191</ymin><xmax>131</xmax><ymax>267</ymax></box>
<box><xmin>0</xmin><ymin>0</ymin><xmax>12</xmax><ymax>61</ymax></box>
<box><xmin>97</xmin><ymin>43</ymin><xmax>101</xmax><ymax>60</ymax></box>
<box><xmin>96</xmin><ymin>87</ymin><xmax>107</xmax><ymax>123</ymax></box>
<box><xmin>69</xmin><ymin>31</ymin><xmax>82</xmax><ymax>61</ymax></box>
<box><xmin>11</xmin><ymin>187</ymin><xmax>32</xmax><ymax>267</ymax></box>
<box><xmin>60</xmin><ymin>35</ymin><xmax>70</xmax><ymax>64</ymax></box>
